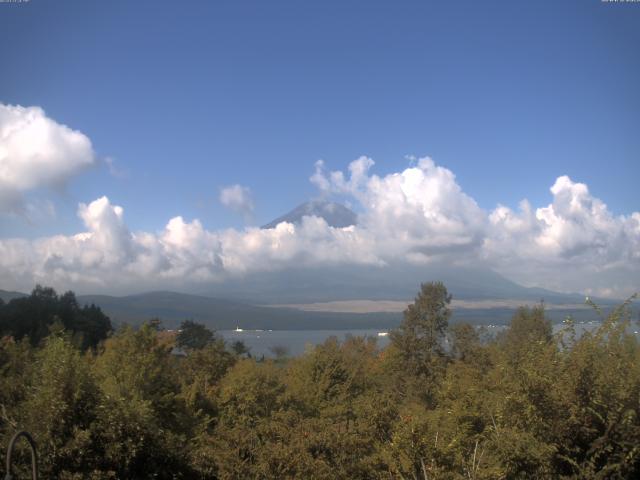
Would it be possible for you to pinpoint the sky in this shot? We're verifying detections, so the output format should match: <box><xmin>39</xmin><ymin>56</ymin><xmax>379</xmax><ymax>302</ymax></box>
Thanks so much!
<box><xmin>0</xmin><ymin>0</ymin><xmax>639</xmax><ymax>298</ymax></box>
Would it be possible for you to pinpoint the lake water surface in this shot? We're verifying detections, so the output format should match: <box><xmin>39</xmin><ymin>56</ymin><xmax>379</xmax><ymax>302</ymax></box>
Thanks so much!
<box><xmin>220</xmin><ymin>329</ymin><xmax>390</xmax><ymax>357</ymax></box>
<box><xmin>220</xmin><ymin>321</ymin><xmax>640</xmax><ymax>357</ymax></box>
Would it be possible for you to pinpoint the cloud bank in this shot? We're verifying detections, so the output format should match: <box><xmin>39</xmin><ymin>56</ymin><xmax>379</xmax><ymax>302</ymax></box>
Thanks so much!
<box><xmin>0</xmin><ymin>104</ymin><xmax>95</xmax><ymax>214</ymax></box>
<box><xmin>484</xmin><ymin>175</ymin><xmax>640</xmax><ymax>297</ymax></box>
<box><xmin>0</xmin><ymin>142</ymin><xmax>637</xmax><ymax>297</ymax></box>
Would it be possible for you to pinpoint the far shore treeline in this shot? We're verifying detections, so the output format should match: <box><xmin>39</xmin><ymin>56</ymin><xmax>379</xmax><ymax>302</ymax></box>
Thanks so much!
<box><xmin>0</xmin><ymin>283</ymin><xmax>639</xmax><ymax>479</ymax></box>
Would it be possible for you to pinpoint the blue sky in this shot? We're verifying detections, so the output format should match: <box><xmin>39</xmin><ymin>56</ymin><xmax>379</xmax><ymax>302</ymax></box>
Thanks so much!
<box><xmin>0</xmin><ymin>0</ymin><xmax>639</xmax><ymax>297</ymax></box>
<box><xmin>1</xmin><ymin>0</ymin><xmax>638</xmax><ymax>235</ymax></box>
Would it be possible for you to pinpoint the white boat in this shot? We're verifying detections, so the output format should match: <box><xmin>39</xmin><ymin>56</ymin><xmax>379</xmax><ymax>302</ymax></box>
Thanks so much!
<box><xmin>377</xmin><ymin>331</ymin><xmax>389</xmax><ymax>337</ymax></box>
<box><xmin>234</xmin><ymin>326</ymin><xmax>243</xmax><ymax>332</ymax></box>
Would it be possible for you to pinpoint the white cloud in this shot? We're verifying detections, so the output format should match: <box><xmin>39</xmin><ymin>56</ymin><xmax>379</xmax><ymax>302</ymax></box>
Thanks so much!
<box><xmin>0</xmin><ymin>196</ymin><xmax>226</xmax><ymax>292</ymax></box>
<box><xmin>217</xmin><ymin>218</ymin><xmax>380</xmax><ymax>275</ymax></box>
<box><xmin>309</xmin><ymin>160</ymin><xmax>330</xmax><ymax>192</ymax></box>
<box><xmin>0</xmin><ymin>103</ymin><xmax>95</xmax><ymax>213</ymax></box>
<box><xmin>484</xmin><ymin>176</ymin><xmax>640</xmax><ymax>296</ymax></box>
<box><xmin>219</xmin><ymin>184</ymin><xmax>254</xmax><ymax>218</ymax></box>
<box><xmin>311</xmin><ymin>156</ymin><xmax>486</xmax><ymax>261</ymax></box>
<box><xmin>0</xmin><ymin>156</ymin><xmax>638</xmax><ymax>298</ymax></box>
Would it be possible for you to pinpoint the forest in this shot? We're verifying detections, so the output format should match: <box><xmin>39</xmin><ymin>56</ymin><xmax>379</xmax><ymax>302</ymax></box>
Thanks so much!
<box><xmin>0</xmin><ymin>283</ymin><xmax>638</xmax><ymax>479</ymax></box>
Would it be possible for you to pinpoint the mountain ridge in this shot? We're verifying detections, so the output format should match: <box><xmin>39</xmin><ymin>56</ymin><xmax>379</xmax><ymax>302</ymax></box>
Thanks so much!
<box><xmin>1</xmin><ymin>283</ymin><xmax>614</xmax><ymax>331</ymax></box>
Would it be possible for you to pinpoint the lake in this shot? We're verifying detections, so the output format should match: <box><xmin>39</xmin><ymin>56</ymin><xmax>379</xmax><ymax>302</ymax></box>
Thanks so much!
<box><xmin>220</xmin><ymin>321</ymin><xmax>640</xmax><ymax>357</ymax></box>
<box><xmin>219</xmin><ymin>329</ymin><xmax>391</xmax><ymax>357</ymax></box>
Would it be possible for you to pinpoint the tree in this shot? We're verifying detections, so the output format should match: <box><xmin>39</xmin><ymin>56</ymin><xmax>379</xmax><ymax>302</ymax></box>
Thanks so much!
<box><xmin>389</xmin><ymin>282</ymin><xmax>451</xmax><ymax>398</ymax></box>
<box><xmin>0</xmin><ymin>336</ymin><xmax>33</xmax><ymax>438</ymax></box>
<box><xmin>231</xmin><ymin>340</ymin><xmax>250</xmax><ymax>357</ymax></box>
<box><xmin>211</xmin><ymin>360</ymin><xmax>286</xmax><ymax>478</ymax></box>
<box><xmin>179</xmin><ymin>339</ymin><xmax>236</xmax><ymax>416</ymax></box>
<box><xmin>502</xmin><ymin>304</ymin><xmax>552</xmax><ymax>361</ymax></box>
<box><xmin>450</xmin><ymin>322</ymin><xmax>488</xmax><ymax>367</ymax></box>
<box><xmin>549</xmin><ymin>298</ymin><xmax>640</xmax><ymax>478</ymax></box>
<box><xmin>269</xmin><ymin>344</ymin><xmax>289</xmax><ymax>360</ymax></box>
<box><xmin>92</xmin><ymin>323</ymin><xmax>193</xmax><ymax>478</ymax></box>
<box><xmin>72</xmin><ymin>303</ymin><xmax>112</xmax><ymax>350</ymax></box>
<box><xmin>0</xmin><ymin>286</ymin><xmax>111</xmax><ymax>349</ymax></box>
<box><xmin>18</xmin><ymin>331</ymin><xmax>101</xmax><ymax>477</ymax></box>
<box><xmin>176</xmin><ymin>320</ymin><xmax>215</xmax><ymax>350</ymax></box>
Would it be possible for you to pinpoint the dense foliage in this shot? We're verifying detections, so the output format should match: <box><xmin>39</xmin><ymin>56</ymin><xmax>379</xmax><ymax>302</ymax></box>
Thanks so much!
<box><xmin>0</xmin><ymin>286</ymin><xmax>111</xmax><ymax>350</ymax></box>
<box><xmin>1</xmin><ymin>283</ymin><xmax>639</xmax><ymax>479</ymax></box>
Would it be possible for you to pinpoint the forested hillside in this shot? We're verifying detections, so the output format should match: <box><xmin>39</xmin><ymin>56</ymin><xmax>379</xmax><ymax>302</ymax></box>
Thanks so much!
<box><xmin>0</xmin><ymin>283</ymin><xmax>638</xmax><ymax>479</ymax></box>
<box><xmin>0</xmin><ymin>286</ymin><xmax>111</xmax><ymax>350</ymax></box>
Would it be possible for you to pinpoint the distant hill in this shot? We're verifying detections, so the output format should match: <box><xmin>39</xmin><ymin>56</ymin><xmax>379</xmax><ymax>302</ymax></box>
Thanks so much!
<box><xmin>2</xmin><ymin>256</ymin><xmax>617</xmax><ymax>330</ymax></box>
<box><xmin>262</xmin><ymin>200</ymin><xmax>357</xmax><ymax>229</ymax></box>
<box><xmin>76</xmin><ymin>291</ymin><xmax>401</xmax><ymax>330</ymax></box>
<box><xmin>0</xmin><ymin>289</ymin><xmax>27</xmax><ymax>303</ymax></box>
<box><xmin>2</xmin><ymin>287</ymin><xmax>613</xmax><ymax>330</ymax></box>
<box><xmin>76</xmin><ymin>290</ymin><xmax>610</xmax><ymax>329</ymax></box>
<box><xmin>199</xmin><ymin>262</ymin><xmax>592</xmax><ymax>305</ymax></box>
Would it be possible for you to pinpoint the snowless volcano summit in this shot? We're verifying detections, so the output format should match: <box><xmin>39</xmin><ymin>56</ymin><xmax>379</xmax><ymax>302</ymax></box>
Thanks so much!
<box><xmin>261</xmin><ymin>200</ymin><xmax>357</xmax><ymax>229</ymax></box>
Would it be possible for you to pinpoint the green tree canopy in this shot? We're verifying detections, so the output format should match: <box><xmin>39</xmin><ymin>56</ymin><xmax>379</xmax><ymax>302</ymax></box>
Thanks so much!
<box><xmin>0</xmin><ymin>285</ymin><xmax>111</xmax><ymax>349</ymax></box>
<box><xmin>502</xmin><ymin>304</ymin><xmax>552</xmax><ymax>358</ymax></box>
<box><xmin>176</xmin><ymin>319</ymin><xmax>215</xmax><ymax>350</ymax></box>
<box><xmin>389</xmin><ymin>281</ymin><xmax>452</xmax><ymax>397</ymax></box>
<box><xmin>0</xmin><ymin>283</ymin><xmax>638</xmax><ymax>479</ymax></box>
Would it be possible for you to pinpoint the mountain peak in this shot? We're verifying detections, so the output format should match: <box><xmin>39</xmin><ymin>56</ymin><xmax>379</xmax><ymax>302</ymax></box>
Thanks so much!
<box><xmin>262</xmin><ymin>200</ymin><xmax>357</xmax><ymax>229</ymax></box>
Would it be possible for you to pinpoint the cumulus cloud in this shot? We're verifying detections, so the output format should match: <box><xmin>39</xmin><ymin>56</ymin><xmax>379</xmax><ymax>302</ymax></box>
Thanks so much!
<box><xmin>0</xmin><ymin>196</ymin><xmax>226</xmax><ymax>292</ymax></box>
<box><xmin>311</xmin><ymin>156</ymin><xmax>485</xmax><ymax>260</ymax></box>
<box><xmin>0</xmin><ymin>196</ymin><xmax>378</xmax><ymax>293</ymax></box>
<box><xmin>0</xmin><ymin>103</ymin><xmax>95</xmax><ymax>213</ymax></box>
<box><xmin>219</xmin><ymin>184</ymin><xmax>254</xmax><ymax>219</ymax></box>
<box><xmin>0</xmin><ymin>156</ymin><xmax>638</xmax><ymax>298</ymax></box>
<box><xmin>484</xmin><ymin>176</ymin><xmax>640</xmax><ymax>296</ymax></box>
